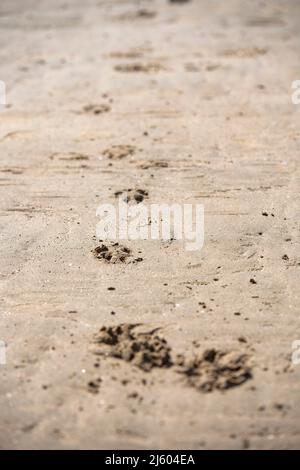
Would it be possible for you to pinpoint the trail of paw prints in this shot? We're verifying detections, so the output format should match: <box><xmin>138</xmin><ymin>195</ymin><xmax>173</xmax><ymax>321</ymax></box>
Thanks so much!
<box><xmin>85</xmin><ymin>323</ymin><xmax>253</xmax><ymax>395</ymax></box>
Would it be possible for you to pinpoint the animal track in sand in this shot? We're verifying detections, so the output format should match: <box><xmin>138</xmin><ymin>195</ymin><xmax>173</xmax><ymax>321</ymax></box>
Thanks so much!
<box><xmin>108</xmin><ymin>51</ymin><xmax>143</xmax><ymax>59</ymax></box>
<box><xmin>136</xmin><ymin>160</ymin><xmax>168</xmax><ymax>169</ymax></box>
<box><xmin>93</xmin><ymin>324</ymin><xmax>173</xmax><ymax>372</ymax></box>
<box><xmin>92</xmin><ymin>242</ymin><xmax>132</xmax><ymax>264</ymax></box>
<box><xmin>50</xmin><ymin>152</ymin><xmax>89</xmax><ymax>161</ymax></box>
<box><xmin>89</xmin><ymin>324</ymin><xmax>252</xmax><ymax>393</ymax></box>
<box><xmin>177</xmin><ymin>349</ymin><xmax>252</xmax><ymax>392</ymax></box>
<box><xmin>82</xmin><ymin>104</ymin><xmax>111</xmax><ymax>115</ymax></box>
<box><xmin>114</xmin><ymin>188</ymin><xmax>148</xmax><ymax>204</ymax></box>
<box><xmin>103</xmin><ymin>145</ymin><xmax>136</xmax><ymax>160</ymax></box>
<box><xmin>114</xmin><ymin>62</ymin><xmax>165</xmax><ymax>73</ymax></box>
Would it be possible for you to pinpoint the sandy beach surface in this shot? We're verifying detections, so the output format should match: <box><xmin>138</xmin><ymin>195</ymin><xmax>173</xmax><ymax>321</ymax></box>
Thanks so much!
<box><xmin>0</xmin><ymin>0</ymin><xmax>300</xmax><ymax>450</ymax></box>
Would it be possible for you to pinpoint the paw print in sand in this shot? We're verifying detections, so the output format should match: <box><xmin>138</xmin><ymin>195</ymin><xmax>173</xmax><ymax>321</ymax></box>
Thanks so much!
<box><xmin>92</xmin><ymin>242</ymin><xmax>131</xmax><ymax>264</ymax></box>
<box><xmin>103</xmin><ymin>145</ymin><xmax>136</xmax><ymax>160</ymax></box>
<box><xmin>114</xmin><ymin>188</ymin><xmax>148</xmax><ymax>204</ymax></box>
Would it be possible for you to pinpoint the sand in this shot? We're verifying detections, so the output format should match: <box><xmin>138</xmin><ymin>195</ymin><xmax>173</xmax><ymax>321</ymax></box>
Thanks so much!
<box><xmin>0</xmin><ymin>0</ymin><xmax>300</xmax><ymax>450</ymax></box>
